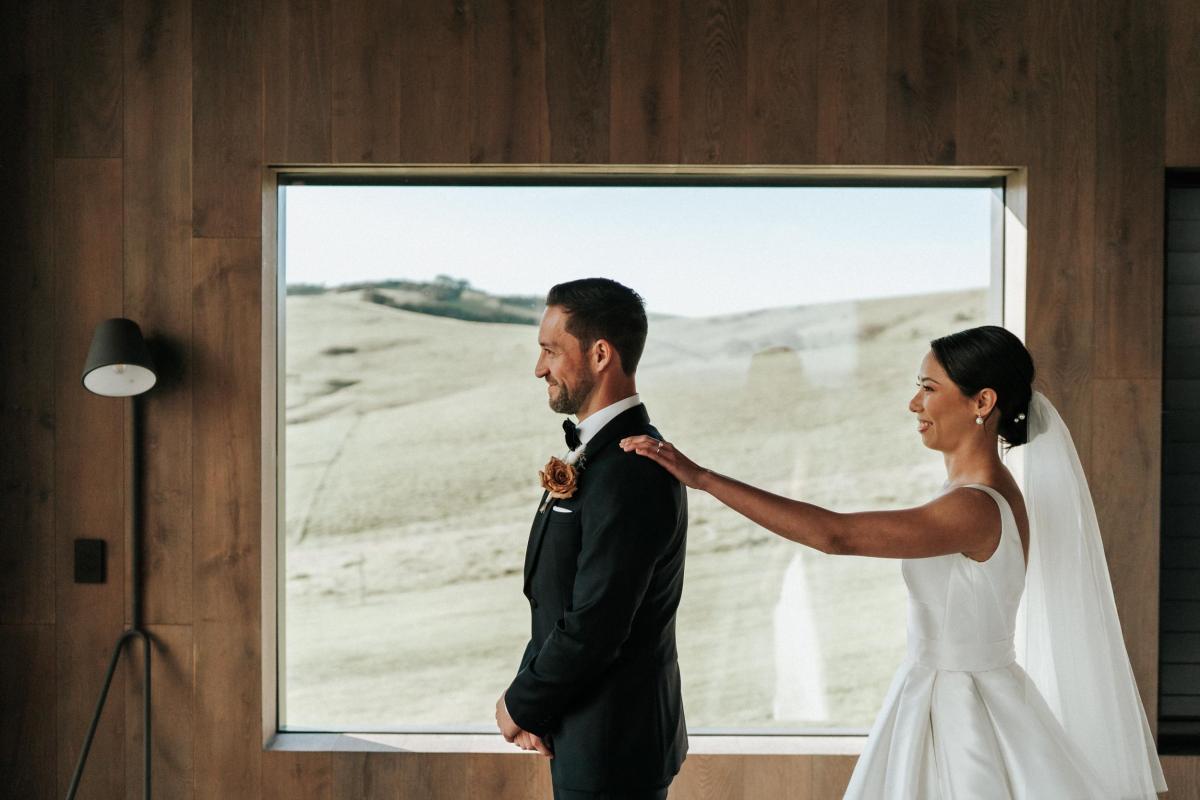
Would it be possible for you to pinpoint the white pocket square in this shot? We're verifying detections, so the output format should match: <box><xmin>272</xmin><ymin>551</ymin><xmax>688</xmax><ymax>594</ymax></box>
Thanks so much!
<box><xmin>551</xmin><ymin>506</ymin><xmax>574</xmax><ymax>514</ymax></box>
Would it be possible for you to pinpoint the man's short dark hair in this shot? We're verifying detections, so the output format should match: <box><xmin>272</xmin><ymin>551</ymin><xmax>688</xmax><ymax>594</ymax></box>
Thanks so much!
<box><xmin>546</xmin><ymin>278</ymin><xmax>648</xmax><ymax>376</ymax></box>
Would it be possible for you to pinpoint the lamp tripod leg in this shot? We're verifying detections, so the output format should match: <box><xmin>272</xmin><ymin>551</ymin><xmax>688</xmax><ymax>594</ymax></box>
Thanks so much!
<box><xmin>64</xmin><ymin>629</ymin><xmax>151</xmax><ymax>800</ymax></box>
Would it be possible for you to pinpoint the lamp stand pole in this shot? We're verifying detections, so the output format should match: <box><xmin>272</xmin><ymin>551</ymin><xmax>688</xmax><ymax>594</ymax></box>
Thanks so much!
<box><xmin>66</xmin><ymin>394</ymin><xmax>152</xmax><ymax>800</ymax></box>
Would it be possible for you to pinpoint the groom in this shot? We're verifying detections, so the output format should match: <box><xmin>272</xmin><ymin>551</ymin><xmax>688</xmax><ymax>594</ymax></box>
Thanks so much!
<box><xmin>495</xmin><ymin>278</ymin><xmax>689</xmax><ymax>799</ymax></box>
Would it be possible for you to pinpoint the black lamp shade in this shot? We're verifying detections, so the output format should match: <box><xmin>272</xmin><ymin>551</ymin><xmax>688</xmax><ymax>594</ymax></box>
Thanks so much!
<box><xmin>81</xmin><ymin>318</ymin><xmax>157</xmax><ymax>397</ymax></box>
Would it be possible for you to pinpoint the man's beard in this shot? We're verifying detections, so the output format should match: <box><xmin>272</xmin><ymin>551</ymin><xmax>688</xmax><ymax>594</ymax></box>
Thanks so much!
<box><xmin>548</xmin><ymin>373</ymin><xmax>596</xmax><ymax>415</ymax></box>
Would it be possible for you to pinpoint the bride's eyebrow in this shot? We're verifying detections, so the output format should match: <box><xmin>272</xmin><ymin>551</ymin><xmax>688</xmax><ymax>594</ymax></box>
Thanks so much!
<box><xmin>917</xmin><ymin>375</ymin><xmax>940</xmax><ymax>384</ymax></box>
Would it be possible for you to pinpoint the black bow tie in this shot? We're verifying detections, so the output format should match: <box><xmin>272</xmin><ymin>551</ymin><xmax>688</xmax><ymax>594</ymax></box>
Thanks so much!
<box><xmin>563</xmin><ymin>419</ymin><xmax>581</xmax><ymax>451</ymax></box>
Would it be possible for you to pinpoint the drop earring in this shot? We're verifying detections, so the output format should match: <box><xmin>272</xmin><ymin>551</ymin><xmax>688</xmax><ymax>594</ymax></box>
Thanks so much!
<box><xmin>975</xmin><ymin>415</ymin><xmax>984</xmax><ymax>425</ymax></box>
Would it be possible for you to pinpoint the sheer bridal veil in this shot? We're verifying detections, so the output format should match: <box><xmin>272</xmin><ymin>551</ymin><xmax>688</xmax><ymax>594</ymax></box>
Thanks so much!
<box><xmin>1017</xmin><ymin>391</ymin><xmax>1167</xmax><ymax>798</ymax></box>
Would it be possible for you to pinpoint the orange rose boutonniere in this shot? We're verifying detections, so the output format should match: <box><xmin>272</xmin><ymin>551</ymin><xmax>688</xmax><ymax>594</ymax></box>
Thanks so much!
<box><xmin>540</xmin><ymin>456</ymin><xmax>579</xmax><ymax>499</ymax></box>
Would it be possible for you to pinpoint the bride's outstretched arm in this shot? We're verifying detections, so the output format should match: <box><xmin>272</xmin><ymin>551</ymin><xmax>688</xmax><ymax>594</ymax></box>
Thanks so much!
<box><xmin>619</xmin><ymin>435</ymin><xmax>998</xmax><ymax>559</ymax></box>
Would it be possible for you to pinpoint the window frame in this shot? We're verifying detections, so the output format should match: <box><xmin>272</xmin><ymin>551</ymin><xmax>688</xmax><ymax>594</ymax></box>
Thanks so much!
<box><xmin>260</xmin><ymin>164</ymin><xmax>1026</xmax><ymax>752</ymax></box>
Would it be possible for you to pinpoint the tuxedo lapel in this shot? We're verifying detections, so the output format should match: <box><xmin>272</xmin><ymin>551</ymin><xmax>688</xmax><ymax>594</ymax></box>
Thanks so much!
<box><xmin>523</xmin><ymin>490</ymin><xmax>557</xmax><ymax>596</ymax></box>
<box><xmin>522</xmin><ymin>404</ymin><xmax>654</xmax><ymax>596</ymax></box>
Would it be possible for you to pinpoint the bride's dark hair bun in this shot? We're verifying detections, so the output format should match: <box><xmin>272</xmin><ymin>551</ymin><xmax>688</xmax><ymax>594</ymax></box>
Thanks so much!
<box><xmin>930</xmin><ymin>325</ymin><xmax>1035</xmax><ymax>447</ymax></box>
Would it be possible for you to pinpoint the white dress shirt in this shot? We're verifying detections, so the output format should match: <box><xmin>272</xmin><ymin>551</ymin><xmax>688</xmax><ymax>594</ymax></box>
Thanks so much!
<box><xmin>564</xmin><ymin>393</ymin><xmax>641</xmax><ymax>464</ymax></box>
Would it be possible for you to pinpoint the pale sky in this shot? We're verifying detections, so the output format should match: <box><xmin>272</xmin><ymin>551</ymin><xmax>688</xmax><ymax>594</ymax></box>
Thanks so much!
<box><xmin>283</xmin><ymin>185</ymin><xmax>994</xmax><ymax>318</ymax></box>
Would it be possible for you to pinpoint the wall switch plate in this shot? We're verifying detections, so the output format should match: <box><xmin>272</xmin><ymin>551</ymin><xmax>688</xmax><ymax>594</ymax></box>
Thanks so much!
<box><xmin>74</xmin><ymin>539</ymin><xmax>106</xmax><ymax>584</ymax></box>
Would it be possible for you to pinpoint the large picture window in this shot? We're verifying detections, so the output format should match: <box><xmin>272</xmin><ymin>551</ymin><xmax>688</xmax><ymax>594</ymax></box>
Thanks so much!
<box><xmin>276</xmin><ymin>175</ymin><xmax>1003</xmax><ymax>733</ymax></box>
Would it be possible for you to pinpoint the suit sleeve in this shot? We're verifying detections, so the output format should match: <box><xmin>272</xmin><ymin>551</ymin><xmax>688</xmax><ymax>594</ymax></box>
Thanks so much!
<box><xmin>504</xmin><ymin>459</ymin><xmax>679</xmax><ymax>736</ymax></box>
<box><xmin>516</xmin><ymin>638</ymin><xmax>536</xmax><ymax>673</ymax></box>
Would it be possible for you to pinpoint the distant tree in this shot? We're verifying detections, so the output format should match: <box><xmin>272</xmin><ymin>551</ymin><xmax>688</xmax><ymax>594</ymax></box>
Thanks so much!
<box><xmin>430</xmin><ymin>274</ymin><xmax>470</xmax><ymax>301</ymax></box>
<box><xmin>286</xmin><ymin>283</ymin><xmax>327</xmax><ymax>295</ymax></box>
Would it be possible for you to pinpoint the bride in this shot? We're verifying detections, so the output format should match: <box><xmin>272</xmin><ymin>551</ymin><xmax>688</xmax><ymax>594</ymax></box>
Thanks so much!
<box><xmin>620</xmin><ymin>325</ymin><xmax>1166</xmax><ymax>799</ymax></box>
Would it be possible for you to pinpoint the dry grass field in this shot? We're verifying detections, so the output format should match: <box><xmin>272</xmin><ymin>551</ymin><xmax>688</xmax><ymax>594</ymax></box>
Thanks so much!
<box><xmin>281</xmin><ymin>287</ymin><xmax>987</xmax><ymax>731</ymax></box>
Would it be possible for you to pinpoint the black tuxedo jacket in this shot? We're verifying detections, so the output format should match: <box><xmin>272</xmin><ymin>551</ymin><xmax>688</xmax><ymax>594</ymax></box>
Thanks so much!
<box><xmin>505</xmin><ymin>403</ymin><xmax>688</xmax><ymax>793</ymax></box>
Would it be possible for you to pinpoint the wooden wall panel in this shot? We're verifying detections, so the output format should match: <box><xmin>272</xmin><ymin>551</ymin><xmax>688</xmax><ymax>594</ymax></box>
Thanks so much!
<box><xmin>746</xmin><ymin>0</ymin><xmax>819</xmax><ymax>164</ymax></box>
<box><xmin>54</xmin><ymin>158</ymin><xmax>126</xmax><ymax>800</ymax></box>
<box><xmin>1093</xmin><ymin>379</ymin><xmax>1163</xmax><ymax>720</ymax></box>
<box><xmin>464</xmin><ymin>753</ymin><xmax>552</xmax><ymax>800</ymax></box>
<box><xmin>2</xmin><ymin>0</ymin><xmax>1198</xmax><ymax>797</ymax></box>
<box><xmin>265</xmin><ymin>0</ymin><xmax>333</xmax><ymax>164</ymax></box>
<box><xmin>331</xmin><ymin>0</ymin><xmax>405</xmax><ymax>162</ymax></box>
<box><xmin>1022</xmin><ymin>0</ymin><xmax>1097</xmax><ymax>472</ymax></box>
<box><xmin>1165</xmin><ymin>0</ymin><xmax>1200</xmax><ymax>166</ymax></box>
<box><xmin>815</xmin><ymin>0</ymin><xmax>886</xmax><ymax>164</ymax></box>
<box><xmin>193</xmin><ymin>0</ymin><xmax>263</xmax><ymax>237</ymax></box>
<box><xmin>469</xmin><ymin>0</ymin><xmax>548</xmax><ymax>163</ymax></box>
<box><xmin>1163</xmin><ymin>755</ymin><xmax>1200</xmax><ymax>795</ymax></box>
<box><xmin>810</xmin><ymin>755</ymin><xmax>857</xmax><ymax>798</ymax></box>
<box><xmin>262</xmin><ymin>751</ymin><xmax>332</xmax><ymax>800</ymax></box>
<box><xmin>396</xmin><ymin>0</ymin><xmax>472</xmax><ymax>162</ymax></box>
<box><xmin>124</xmin><ymin>0</ymin><xmax>195</xmax><ymax>627</ymax></box>
<box><xmin>680</xmin><ymin>0</ymin><xmax>748</xmax><ymax>163</ymax></box>
<box><xmin>192</xmin><ymin>238</ymin><xmax>261</xmax><ymax>622</ymax></box>
<box><xmin>885</xmin><ymin>0</ymin><xmax>957</xmax><ymax>164</ymax></box>
<box><xmin>545</xmin><ymin>0</ymin><xmax>612</xmax><ymax>163</ymax></box>
<box><xmin>1095</xmin><ymin>0</ymin><xmax>1166</xmax><ymax>379</ymax></box>
<box><xmin>610</xmin><ymin>0</ymin><xmax>681</xmax><ymax>164</ymax></box>
<box><xmin>192</xmin><ymin>236</ymin><xmax>262</xmax><ymax>798</ymax></box>
<box><xmin>330</xmin><ymin>752</ymin><xmax>404</xmax><ymax>798</ymax></box>
<box><xmin>0</xmin><ymin>625</ymin><xmax>56</xmax><ymax>798</ymax></box>
<box><xmin>671</xmin><ymin>755</ymin><xmax>854</xmax><ymax>799</ymax></box>
<box><xmin>194</xmin><ymin>621</ymin><xmax>261</xmax><ymax>800</ymax></box>
<box><xmin>0</xmin><ymin>0</ymin><xmax>55</xmax><ymax>627</ymax></box>
<box><xmin>54</xmin><ymin>0</ymin><xmax>122</xmax><ymax>158</ymax></box>
<box><xmin>954</xmin><ymin>0</ymin><xmax>1029</xmax><ymax>166</ymax></box>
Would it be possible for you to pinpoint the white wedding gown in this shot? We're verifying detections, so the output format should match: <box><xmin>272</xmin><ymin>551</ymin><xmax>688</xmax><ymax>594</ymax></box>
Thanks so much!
<box><xmin>844</xmin><ymin>484</ymin><xmax>1111</xmax><ymax>799</ymax></box>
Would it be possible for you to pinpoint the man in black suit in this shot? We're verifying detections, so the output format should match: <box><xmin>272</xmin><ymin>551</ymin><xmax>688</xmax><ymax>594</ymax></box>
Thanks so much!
<box><xmin>495</xmin><ymin>278</ymin><xmax>689</xmax><ymax>800</ymax></box>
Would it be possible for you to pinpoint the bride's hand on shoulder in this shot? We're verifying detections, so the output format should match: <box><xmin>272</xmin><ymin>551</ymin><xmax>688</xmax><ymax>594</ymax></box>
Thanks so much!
<box><xmin>618</xmin><ymin>435</ymin><xmax>707</xmax><ymax>489</ymax></box>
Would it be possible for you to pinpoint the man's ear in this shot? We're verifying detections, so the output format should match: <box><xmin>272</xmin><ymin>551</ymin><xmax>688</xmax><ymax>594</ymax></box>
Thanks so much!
<box><xmin>591</xmin><ymin>338</ymin><xmax>614</xmax><ymax>373</ymax></box>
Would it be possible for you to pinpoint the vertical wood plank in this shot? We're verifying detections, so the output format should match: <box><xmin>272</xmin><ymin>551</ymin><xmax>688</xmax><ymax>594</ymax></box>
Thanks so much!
<box><xmin>746</xmin><ymin>0</ymin><xmax>819</xmax><ymax>164</ymax></box>
<box><xmin>54</xmin><ymin>0</ymin><xmax>122</xmax><ymax>157</ymax></box>
<box><xmin>192</xmin><ymin>236</ymin><xmax>261</xmax><ymax>622</ymax></box>
<box><xmin>125</xmin><ymin>0</ymin><xmax>195</xmax><ymax>627</ymax></box>
<box><xmin>0</xmin><ymin>0</ymin><xmax>56</xmax><ymax>626</ymax></box>
<box><xmin>463</xmin><ymin>753</ymin><xmax>551</xmax><ymax>800</ymax></box>
<box><xmin>0</xmin><ymin>625</ymin><xmax>56</xmax><ymax>799</ymax></box>
<box><xmin>680</xmin><ymin>0</ymin><xmax>749</xmax><ymax>164</ymax></box>
<box><xmin>262</xmin><ymin>751</ymin><xmax>333</xmax><ymax>800</ymax></box>
<box><xmin>193</xmin><ymin>237</ymin><xmax>262</xmax><ymax>798</ymax></box>
<box><xmin>1094</xmin><ymin>0</ymin><xmax>1165</xmax><ymax>378</ymax></box>
<box><xmin>815</xmin><ymin>0</ymin><xmax>887</xmax><ymax>164</ymax></box>
<box><xmin>744</xmin><ymin>755</ymin><xmax>813</xmax><ymax>799</ymax></box>
<box><xmin>1162</xmin><ymin>755</ymin><xmax>1200</xmax><ymax>796</ymax></box>
<box><xmin>264</xmin><ymin>0</ymin><xmax>333</xmax><ymax>164</ymax></box>
<box><xmin>810</xmin><ymin>755</ymin><xmax>857</xmax><ymax>799</ymax></box>
<box><xmin>954</xmin><ymin>0</ymin><xmax>1029</xmax><ymax>166</ymax></box>
<box><xmin>125</xmin><ymin>624</ymin><xmax>194</xmax><ymax>798</ymax></box>
<box><xmin>1092</xmin><ymin>378</ymin><xmax>1162</xmax><ymax>725</ymax></box>
<box><xmin>331</xmin><ymin>753</ymin><xmax>404</xmax><ymax>799</ymax></box>
<box><xmin>885</xmin><ymin>0</ymin><xmax>958</xmax><ymax>165</ymax></box>
<box><xmin>544</xmin><ymin>0</ymin><xmax>611</xmax><ymax>163</ymax></box>
<box><xmin>54</xmin><ymin>157</ymin><xmax>126</xmax><ymax>800</ymax></box>
<box><xmin>331</xmin><ymin>0</ymin><xmax>404</xmax><ymax>162</ymax></box>
<box><xmin>193</xmin><ymin>0</ymin><xmax>263</xmax><ymax>237</ymax></box>
<box><xmin>1022</xmin><ymin>0</ymin><xmax>1096</xmax><ymax>467</ymax></box>
<box><xmin>671</xmin><ymin>755</ymin><xmax>745</xmax><ymax>798</ymax></box>
<box><xmin>1165</xmin><ymin>0</ymin><xmax>1200</xmax><ymax>167</ymax></box>
<box><xmin>397</xmin><ymin>0</ymin><xmax>472</xmax><ymax>162</ymax></box>
<box><xmin>194</xmin><ymin>621</ymin><xmax>261</xmax><ymax>800</ymax></box>
<box><xmin>469</xmin><ymin>0</ymin><xmax>549</xmax><ymax>163</ymax></box>
<box><xmin>610</xmin><ymin>0</ymin><xmax>680</xmax><ymax>164</ymax></box>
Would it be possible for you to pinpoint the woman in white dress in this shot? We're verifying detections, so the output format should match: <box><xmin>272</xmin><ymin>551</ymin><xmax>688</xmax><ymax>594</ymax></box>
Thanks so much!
<box><xmin>620</xmin><ymin>325</ymin><xmax>1166</xmax><ymax>799</ymax></box>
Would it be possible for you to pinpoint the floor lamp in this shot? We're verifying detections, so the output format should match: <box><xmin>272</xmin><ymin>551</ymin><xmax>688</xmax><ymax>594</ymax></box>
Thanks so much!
<box><xmin>67</xmin><ymin>317</ymin><xmax>158</xmax><ymax>800</ymax></box>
